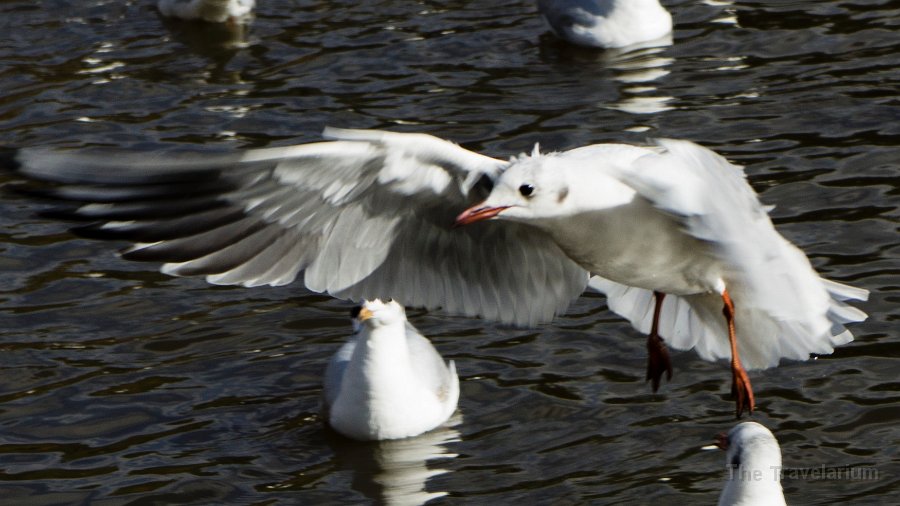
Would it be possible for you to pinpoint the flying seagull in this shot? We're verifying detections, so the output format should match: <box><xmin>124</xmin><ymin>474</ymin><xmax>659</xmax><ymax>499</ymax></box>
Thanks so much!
<box><xmin>4</xmin><ymin>128</ymin><xmax>868</xmax><ymax>417</ymax></box>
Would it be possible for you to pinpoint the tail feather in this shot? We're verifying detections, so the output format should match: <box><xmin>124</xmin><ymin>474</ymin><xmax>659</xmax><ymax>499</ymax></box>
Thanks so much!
<box><xmin>588</xmin><ymin>275</ymin><xmax>866</xmax><ymax>371</ymax></box>
<box><xmin>588</xmin><ymin>277</ymin><xmax>730</xmax><ymax>363</ymax></box>
<box><xmin>823</xmin><ymin>278</ymin><xmax>869</xmax><ymax>302</ymax></box>
<box><xmin>828</xmin><ymin>300</ymin><xmax>868</xmax><ymax>326</ymax></box>
<box><xmin>824</xmin><ymin>278</ymin><xmax>868</xmax><ymax>327</ymax></box>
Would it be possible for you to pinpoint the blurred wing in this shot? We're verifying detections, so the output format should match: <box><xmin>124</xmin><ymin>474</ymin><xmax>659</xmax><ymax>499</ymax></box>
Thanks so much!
<box><xmin>11</xmin><ymin>128</ymin><xmax>588</xmax><ymax>326</ymax></box>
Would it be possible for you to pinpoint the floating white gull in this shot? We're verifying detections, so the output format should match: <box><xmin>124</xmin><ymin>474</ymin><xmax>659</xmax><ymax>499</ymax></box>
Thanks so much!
<box><xmin>716</xmin><ymin>422</ymin><xmax>787</xmax><ymax>506</ymax></box>
<box><xmin>157</xmin><ymin>0</ymin><xmax>255</xmax><ymax>23</ymax></box>
<box><xmin>537</xmin><ymin>0</ymin><xmax>673</xmax><ymax>49</ymax></box>
<box><xmin>6</xmin><ymin>128</ymin><xmax>868</xmax><ymax>416</ymax></box>
<box><xmin>323</xmin><ymin>299</ymin><xmax>459</xmax><ymax>441</ymax></box>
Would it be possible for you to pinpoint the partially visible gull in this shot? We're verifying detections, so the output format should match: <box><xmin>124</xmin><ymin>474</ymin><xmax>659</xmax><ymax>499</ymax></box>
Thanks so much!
<box><xmin>537</xmin><ymin>0</ymin><xmax>673</xmax><ymax>48</ymax></box>
<box><xmin>716</xmin><ymin>422</ymin><xmax>787</xmax><ymax>506</ymax></box>
<box><xmin>5</xmin><ymin>127</ymin><xmax>868</xmax><ymax>417</ymax></box>
<box><xmin>323</xmin><ymin>299</ymin><xmax>459</xmax><ymax>441</ymax></box>
<box><xmin>157</xmin><ymin>0</ymin><xmax>255</xmax><ymax>23</ymax></box>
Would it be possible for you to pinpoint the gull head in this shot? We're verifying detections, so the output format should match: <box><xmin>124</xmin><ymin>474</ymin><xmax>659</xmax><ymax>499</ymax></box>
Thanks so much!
<box><xmin>717</xmin><ymin>422</ymin><xmax>785</xmax><ymax>505</ymax></box>
<box><xmin>351</xmin><ymin>299</ymin><xmax>407</xmax><ymax>331</ymax></box>
<box><xmin>717</xmin><ymin>421</ymin><xmax>782</xmax><ymax>471</ymax></box>
<box><xmin>455</xmin><ymin>152</ymin><xmax>574</xmax><ymax>226</ymax></box>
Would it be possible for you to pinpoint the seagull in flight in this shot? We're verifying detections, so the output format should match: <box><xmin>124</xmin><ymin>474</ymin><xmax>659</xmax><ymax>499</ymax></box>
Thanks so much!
<box><xmin>5</xmin><ymin>128</ymin><xmax>868</xmax><ymax>417</ymax></box>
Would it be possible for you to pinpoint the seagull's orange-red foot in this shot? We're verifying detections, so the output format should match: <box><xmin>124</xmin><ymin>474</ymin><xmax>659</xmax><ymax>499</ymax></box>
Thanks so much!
<box><xmin>646</xmin><ymin>291</ymin><xmax>673</xmax><ymax>392</ymax></box>
<box><xmin>723</xmin><ymin>289</ymin><xmax>755</xmax><ymax>418</ymax></box>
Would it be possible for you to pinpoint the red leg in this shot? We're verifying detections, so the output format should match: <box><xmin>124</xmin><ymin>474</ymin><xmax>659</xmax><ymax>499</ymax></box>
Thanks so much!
<box><xmin>646</xmin><ymin>291</ymin><xmax>673</xmax><ymax>392</ymax></box>
<box><xmin>723</xmin><ymin>289</ymin><xmax>755</xmax><ymax>418</ymax></box>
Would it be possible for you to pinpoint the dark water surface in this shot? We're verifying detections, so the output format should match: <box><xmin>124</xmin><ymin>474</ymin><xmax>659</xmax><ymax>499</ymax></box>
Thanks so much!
<box><xmin>1</xmin><ymin>0</ymin><xmax>898</xmax><ymax>504</ymax></box>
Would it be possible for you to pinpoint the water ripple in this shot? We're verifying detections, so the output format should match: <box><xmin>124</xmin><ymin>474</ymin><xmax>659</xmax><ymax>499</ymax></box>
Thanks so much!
<box><xmin>0</xmin><ymin>0</ymin><xmax>897</xmax><ymax>504</ymax></box>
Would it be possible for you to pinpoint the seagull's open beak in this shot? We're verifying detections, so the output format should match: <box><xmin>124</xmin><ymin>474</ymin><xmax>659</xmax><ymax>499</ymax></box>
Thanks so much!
<box><xmin>358</xmin><ymin>307</ymin><xmax>374</xmax><ymax>322</ymax></box>
<box><xmin>453</xmin><ymin>204</ymin><xmax>510</xmax><ymax>227</ymax></box>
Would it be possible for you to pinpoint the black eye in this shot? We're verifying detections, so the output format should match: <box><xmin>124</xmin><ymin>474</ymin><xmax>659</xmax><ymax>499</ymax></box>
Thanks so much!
<box><xmin>519</xmin><ymin>184</ymin><xmax>535</xmax><ymax>197</ymax></box>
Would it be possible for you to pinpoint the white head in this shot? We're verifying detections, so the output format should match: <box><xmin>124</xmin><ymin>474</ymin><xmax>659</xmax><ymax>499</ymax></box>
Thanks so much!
<box><xmin>350</xmin><ymin>299</ymin><xmax>407</xmax><ymax>332</ymax></box>
<box><xmin>717</xmin><ymin>422</ymin><xmax>785</xmax><ymax>506</ymax></box>
<box><xmin>455</xmin><ymin>151</ymin><xmax>580</xmax><ymax>226</ymax></box>
<box><xmin>454</xmin><ymin>149</ymin><xmax>634</xmax><ymax>227</ymax></box>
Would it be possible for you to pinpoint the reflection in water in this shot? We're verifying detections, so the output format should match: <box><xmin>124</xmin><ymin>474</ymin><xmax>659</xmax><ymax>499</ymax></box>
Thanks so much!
<box><xmin>328</xmin><ymin>414</ymin><xmax>462</xmax><ymax>505</ymax></box>
<box><xmin>160</xmin><ymin>15</ymin><xmax>257</xmax><ymax>126</ymax></box>
<box><xmin>158</xmin><ymin>14</ymin><xmax>256</xmax><ymax>88</ymax></box>
<box><xmin>538</xmin><ymin>35</ymin><xmax>676</xmax><ymax>116</ymax></box>
<box><xmin>609</xmin><ymin>33</ymin><xmax>673</xmax><ymax>55</ymax></box>
<box><xmin>160</xmin><ymin>14</ymin><xmax>254</xmax><ymax>51</ymax></box>
<box><xmin>703</xmin><ymin>0</ymin><xmax>740</xmax><ymax>26</ymax></box>
<box><xmin>604</xmin><ymin>44</ymin><xmax>675</xmax><ymax>114</ymax></box>
<box><xmin>609</xmin><ymin>94</ymin><xmax>674</xmax><ymax>115</ymax></box>
<box><xmin>76</xmin><ymin>40</ymin><xmax>127</xmax><ymax>86</ymax></box>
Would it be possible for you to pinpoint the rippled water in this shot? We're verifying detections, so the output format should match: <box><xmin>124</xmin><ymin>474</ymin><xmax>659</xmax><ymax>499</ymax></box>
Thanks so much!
<box><xmin>1</xmin><ymin>0</ymin><xmax>898</xmax><ymax>504</ymax></box>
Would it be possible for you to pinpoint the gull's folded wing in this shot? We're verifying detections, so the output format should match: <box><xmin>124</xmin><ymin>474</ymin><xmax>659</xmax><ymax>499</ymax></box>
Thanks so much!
<box><xmin>596</xmin><ymin>139</ymin><xmax>867</xmax><ymax>368</ymax></box>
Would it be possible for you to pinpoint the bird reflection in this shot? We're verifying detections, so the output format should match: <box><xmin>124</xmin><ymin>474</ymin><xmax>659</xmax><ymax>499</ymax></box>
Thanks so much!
<box><xmin>326</xmin><ymin>414</ymin><xmax>462</xmax><ymax>506</ymax></box>
<box><xmin>156</xmin><ymin>15</ymin><xmax>255</xmax><ymax>90</ymax></box>
<box><xmin>539</xmin><ymin>36</ymin><xmax>675</xmax><ymax>115</ymax></box>
<box><xmin>602</xmin><ymin>43</ymin><xmax>675</xmax><ymax>114</ymax></box>
<box><xmin>703</xmin><ymin>0</ymin><xmax>740</xmax><ymax>27</ymax></box>
<box><xmin>158</xmin><ymin>11</ymin><xmax>254</xmax><ymax>53</ymax></box>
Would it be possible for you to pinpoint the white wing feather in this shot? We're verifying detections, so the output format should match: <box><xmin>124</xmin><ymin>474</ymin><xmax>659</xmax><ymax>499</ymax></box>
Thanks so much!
<box><xmin>15</xmin><ymin>129</ymin><xmax>588</xmax><ymax>326</ymax></box>
<box><xmin>594</xmin><ymin>139</ymin><xmax>867</xmax><ymax>369</ymax></box>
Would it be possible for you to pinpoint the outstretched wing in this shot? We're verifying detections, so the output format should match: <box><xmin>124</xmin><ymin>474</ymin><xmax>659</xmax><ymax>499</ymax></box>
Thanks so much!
<box><xmin>10</xmin><ymin>128</ymin><xmax>589</xmax><ymax>326</ymax></box>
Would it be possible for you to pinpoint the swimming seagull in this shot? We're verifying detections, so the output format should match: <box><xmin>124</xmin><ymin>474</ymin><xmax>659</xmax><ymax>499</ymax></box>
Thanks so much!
<box><xmin>716</xmin><ymin>422</ymin><xmax>787</xmax><ymax>506</ymax></box>
<box><xmin>157</xmin><ymin>0</ymin><xmax>255</xmax><ymax>23</ymax></box>
<box><xmin>4</xmin><ymin>128</ymin><xmax>868</xmax><ymax>417</ymax></box>
<box><xmin>323</xmin><ymin>299</ymin><xmax>459</xmax><ymax>441</ymax></box>
<box><xmin>537</xmin><ymin>0</ymin><xmax>673</xmax><ymax>49</ymax></box>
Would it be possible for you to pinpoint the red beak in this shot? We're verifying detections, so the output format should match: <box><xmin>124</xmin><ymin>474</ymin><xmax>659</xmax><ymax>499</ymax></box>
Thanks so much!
<box><xmin>453</xmin><ymin>204</ymin><xmax>510</xmax><ymax>227</ymax></box>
